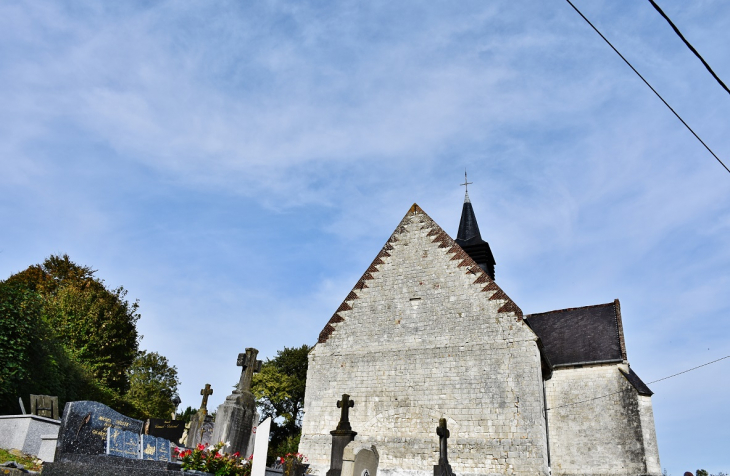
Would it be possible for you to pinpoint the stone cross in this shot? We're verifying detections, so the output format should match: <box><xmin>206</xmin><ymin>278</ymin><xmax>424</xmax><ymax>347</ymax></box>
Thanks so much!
<box><xmin>200</xmin><ymin>384</ymin><xmax>213</xmax><ymax>411</ymax></box>
<box><xmin>335</xmin><ymin>394</ymin><xmax>355</xmax><ymax>432</ymax></box>
<box><xmin>236</xmin><ymin>348</ymin><xmax>263</xmax><ymax>394</ymax></box>
<box><xmin>327</xmin><ymin>394</ymin><xmax>357</xmax><ymax>476</ymax></box>
<box><xmin>437</xmin><ymin>418</ymin><xmax>450</xmax><ymax>464</ymax></box>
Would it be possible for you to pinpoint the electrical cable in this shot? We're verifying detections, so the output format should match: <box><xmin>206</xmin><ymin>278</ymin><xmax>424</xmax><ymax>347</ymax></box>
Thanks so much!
<box><xmin>564</xmin><ymin>0</ymin><xmax>730</xmax><ymax>175</ymax></box>
<box><xmin>545</xmin><ymin>355</ymin><xmax>730</xmax><ymax>411</ymax></box>
<box><xmin>647</xmin><ymin>0</ymin><xmax>730</xmax><ymax>97</ymax></box>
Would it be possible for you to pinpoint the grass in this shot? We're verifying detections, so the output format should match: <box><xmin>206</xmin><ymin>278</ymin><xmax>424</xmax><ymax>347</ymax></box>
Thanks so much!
<box><xmin>0</xmin><ymin>447</ymin><xmax>43</xmax><ymax>472</ymax></box>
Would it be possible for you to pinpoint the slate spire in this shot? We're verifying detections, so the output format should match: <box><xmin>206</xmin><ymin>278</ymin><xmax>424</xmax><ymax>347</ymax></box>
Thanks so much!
<box><xmin>457</xmin><ymin>189</ymin><xmax>482</xmax><ymax>242</ymax></box>
<box><xmin>455</xmin><ymin>173</ymin><xmax>496</xmax><ymax>280</ymax></box>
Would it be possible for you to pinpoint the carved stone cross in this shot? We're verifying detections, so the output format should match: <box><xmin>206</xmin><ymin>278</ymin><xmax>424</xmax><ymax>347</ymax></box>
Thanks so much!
<box><xmin>236</xmin><ymin>348</ymin><xmax>262</xmax><ymax>394</ymax></box>
<box><xmin>437</xmin><ymin>418</ymin><xmax>450</xmax><ymax>464</ymax></box>
<box><xmin>335</xmin><ymin>394</ymin><xmax>355</xmax><ymax>432</ymax></box>
<box><xmin>200</xmin><ymin>384</ymin><xmax>213</xmax><ymax>411</ymax></box>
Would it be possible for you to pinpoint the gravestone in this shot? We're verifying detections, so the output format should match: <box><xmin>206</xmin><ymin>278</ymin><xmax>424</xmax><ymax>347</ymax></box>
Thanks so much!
<box><xmin>106</xmin><ymin>427</ymin><xmax>141</xmax><ymax>459</ymax></box>
<box><xmin>187</xmin><ymin>383</ymin><xmax>213</xmax><ymax>448</ymax></box>
<box><xmin>30</xmin><ymin>394</ymin><xmax>59</xmax><ymax>420</ymax></box>
<box><xmin>54</xmin><ymin>401</ymin><xmax>144</xmax><ymax>457</ymax></box>
<box><xmin>200</xmin><ymin>415</ymin><xmax>215</xmax><ymax>446</ymax></box>
<box><xmin>250</xmin><ymin>417</ymin><xmax>271</xmax><ymax>476</ymax></box>
<box><xmin>326</xmin><ymin>394</ymin><xmax>358</xmax><ymax>476</ymax></box>
<box><xmin>433</xmin><ymin>418</ymin><xmax>454</xmax><ymax>476</ymax></box>
<box><xmin>342</xmin><ymin>443</ymin><xmax>379</xmax><ymax>476</ymax></box>
<box><xmin>145</xmin><ymin>418</ymin><xmax>186</xmax><ymax>445</ymax></box>
<box><xmin>211</xmin><ymin>347</ymin><xmax>262</xmax><ymax>456</ymax></box>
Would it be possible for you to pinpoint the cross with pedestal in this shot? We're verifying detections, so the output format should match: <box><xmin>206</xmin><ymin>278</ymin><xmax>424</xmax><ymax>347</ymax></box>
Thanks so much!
<box><xmin>327</xmin><ymin>394</ymin><xmax>358</xmax><ymax>476</ymax></box>
<box><xmin>200</xmin><ymin>384</ymin><xmax>213</xmax><ymax>412</ymax></box>
<box><xmin>236</xmin><ymin>348</ymin><xmax>263</xmax><ymax>394</ymax></box>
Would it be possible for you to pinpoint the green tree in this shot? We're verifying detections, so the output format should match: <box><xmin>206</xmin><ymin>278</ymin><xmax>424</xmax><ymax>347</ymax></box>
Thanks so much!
<box><xmin>697</xmin><ymin>470</ymin><xmax>708</xmax><ymax>476</ymax></box>
<box><xmin>176</xmin><ymin>405</ymin><xmax>197</xmax><ymax>423</ymax></box>
<box><xmin>1</xmin><ymin>254</ymin><xmax>179</xmax><ymax>418</ymax></box>
<box><xmin>7</xmin><ymin>254</ymin><xmax>140</xmax><ymax>394</ymax></box>
<box><xmin>0</xmin><ymin>280</ymin><xmax>111</xmax><ymax>414</ymax></box>
<box><xmin>251</xmin><ymin>344</ymin><xmax>311</xmax><ymax>463</ymax></box>
<box><xmin>125</xmin><ymin>350</ymin><xmax>180</xmax><ymax>420</ymax></box>
<box><xmin>0</xmin><ymin>282</ymin><xmax>43</xmax><ymax>411</ymax></box>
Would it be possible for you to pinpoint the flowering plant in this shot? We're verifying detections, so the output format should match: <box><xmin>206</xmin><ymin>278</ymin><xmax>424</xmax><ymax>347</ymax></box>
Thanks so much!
<box><xmin>278</xmin><ymin>453</ymin><xmax>310</xmax><ymax>476</ymax></box>
<box><xmin>174</xmin><ymin>442</ymin><xmax>253</xmax><ymax>476</ymax></box>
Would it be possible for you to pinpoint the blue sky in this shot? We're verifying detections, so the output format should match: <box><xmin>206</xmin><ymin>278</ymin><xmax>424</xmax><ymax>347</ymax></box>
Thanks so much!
<box><xmin>1</xmin><ymin>1</ymin><xmax>729</xmax><ymax>473</ymax></box>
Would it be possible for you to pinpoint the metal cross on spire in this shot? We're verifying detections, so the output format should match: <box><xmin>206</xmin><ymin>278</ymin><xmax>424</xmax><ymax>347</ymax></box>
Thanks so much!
<box><xmin>460</xmin><ymin>171</ymin><xmax>472</xmax><ymax>193</ymax></box>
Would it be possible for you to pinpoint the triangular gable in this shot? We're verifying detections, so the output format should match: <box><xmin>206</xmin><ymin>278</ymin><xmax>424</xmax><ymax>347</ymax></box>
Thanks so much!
<box><xmin>317</xmin><ymin>203</ymin><xmax>523</xmax><ymax>344</ymax></box>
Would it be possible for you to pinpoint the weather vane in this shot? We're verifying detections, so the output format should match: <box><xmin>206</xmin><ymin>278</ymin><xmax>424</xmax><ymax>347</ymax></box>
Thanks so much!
<box><xmin>460</xmin><ymin>171</ymin><xmax>472</xmax><ymax>192</ymax></box>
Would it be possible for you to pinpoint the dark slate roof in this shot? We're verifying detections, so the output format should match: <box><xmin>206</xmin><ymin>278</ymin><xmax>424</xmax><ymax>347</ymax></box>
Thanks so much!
<box><xmin>456</xmin><ymin>194</ymin><xmax>482</xmax><ymax>243</ymax></box>
<box><xmin>524</xmin><ymin>300</ymin><xmax>627</xmax><ymax>367</ymax></box>
<box><xmin>455</xmin><ymin>192</ymin><xmax>496</xmax><ymax>280</ymax></box>
<box><xmin>620</xmin><ymin>368</ymin><xmax>654</xmax><ymax>396</ymax></box>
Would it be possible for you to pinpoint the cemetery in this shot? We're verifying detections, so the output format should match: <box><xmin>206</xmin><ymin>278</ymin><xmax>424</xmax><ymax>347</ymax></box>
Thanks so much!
<box><xmin>0</xmin><ymin>348</ymin><xmax>392</xmax><ymax>476</ymax></box>
<box><xmin>1</xmin><ymin>197</ymin><xmax>667</xmax><ymax>476</ymax></box>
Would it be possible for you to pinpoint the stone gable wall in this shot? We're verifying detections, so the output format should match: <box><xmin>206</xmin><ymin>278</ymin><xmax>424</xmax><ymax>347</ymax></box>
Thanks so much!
<box><xmin>545</xmin><ymin>365</ymin><xmax>661</xmax><ymax>476</ymax></box>
<box><xmin>299</xmin><ymin>207</ymin><xmax>549</xmax><ymax>476</ymax></box>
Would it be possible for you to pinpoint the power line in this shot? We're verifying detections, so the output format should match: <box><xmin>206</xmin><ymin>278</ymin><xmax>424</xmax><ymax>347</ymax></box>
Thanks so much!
<box><xmin>647</xmin><ymin>355</ymin><xmax>730</xmax><ymax>385</ymax></box>
<box><xmin>647</xmin><ymin>0</ymin><xmax>730</xmax><ymax>97</ymax></box>
<box><xmin>564</xmin><ymin>0</ymin><xmax>730</xmax><ymax>175</ymax></box>
<box><xmin>546</xmin><ymin>355</ymin><xmax>730</xmax><ymax>411</ymax></box>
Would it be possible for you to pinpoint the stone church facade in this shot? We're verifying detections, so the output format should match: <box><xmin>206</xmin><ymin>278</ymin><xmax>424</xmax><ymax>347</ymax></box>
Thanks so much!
<box><xmin>299</xmin><ymin>197</ymin><xmax>661</xmax><ymax>476</ymax></box>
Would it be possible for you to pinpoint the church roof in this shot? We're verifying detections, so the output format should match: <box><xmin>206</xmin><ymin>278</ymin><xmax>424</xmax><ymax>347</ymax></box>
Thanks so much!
<box><xmin>524</xmin><ymin>300</ymin><xmax>628</xmax><ymax>367</ymax></box>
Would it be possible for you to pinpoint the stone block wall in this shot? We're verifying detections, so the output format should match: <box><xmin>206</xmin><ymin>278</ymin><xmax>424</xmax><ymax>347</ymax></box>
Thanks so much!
<box><xmin>545</xmin><ymin>365</ymin><xmax>661</xmax><ymax>475</ymax></box>
<box><xmin>300</xmin><ymin>207</ymin><xmax>549</xmax><ymax>476</ymax></box>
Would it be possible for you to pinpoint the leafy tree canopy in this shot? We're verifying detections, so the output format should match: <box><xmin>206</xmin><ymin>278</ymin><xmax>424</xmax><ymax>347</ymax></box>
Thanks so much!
<box><xmin>1</xmin><ymin>254</ymin><xmax>176</xmax><ymax>418</ymax></box>
<box><xmin>126</xmin><ymin>350</ymin><xmax>180</xmax><ymax>420</ymax></box>
<box><xmin>251</xmin><ymin>344</ymin><xmax>311</xmax><ymax>463</ymax></box>
<box><xmin>7</xmin><ymin>254</ymin><xmax>140</xmax><ymax>393</ymax></box>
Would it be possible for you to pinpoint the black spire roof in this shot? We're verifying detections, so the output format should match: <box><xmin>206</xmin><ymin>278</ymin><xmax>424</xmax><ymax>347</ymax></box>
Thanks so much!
<box><xmin>454</xmin><ymin>189</ymin><xmax>496</xmax><ymax>280</ymax></box>
<box><xmin>456</xmin><ymin>192</ymin><xmax>482</xmax><ymax>243</ymax></box>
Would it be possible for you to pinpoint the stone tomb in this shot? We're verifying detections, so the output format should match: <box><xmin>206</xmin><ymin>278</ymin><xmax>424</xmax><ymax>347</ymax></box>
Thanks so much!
<box><xmin>54</xmin><ymin>400</ymin><xmax>143</xmax><ymax>456</ymax></box>
<box><xmin>42</xmin><ymin>401</ymin><xmax>181</xmax><ymax>476</ymax></box>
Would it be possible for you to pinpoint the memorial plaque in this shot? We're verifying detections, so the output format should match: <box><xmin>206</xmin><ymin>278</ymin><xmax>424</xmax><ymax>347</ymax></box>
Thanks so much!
<box><xmin>141</xmin><ymin>435</ymin><xmax>171</xmax><ymax>462</ymax></box>
<box><xmin>145</xmin><ymin>418</ymin><xmax>186</xmax><ymax>444</ymax></box>
<box><xmin>56</xmin><ymin>401</ymin><xmax>144</xmax><ymax>456</ymax></box>
<box><xmin>106</xmin><ymin>427</ymin><xmax>141</xmax><ymax>459</ymax></box>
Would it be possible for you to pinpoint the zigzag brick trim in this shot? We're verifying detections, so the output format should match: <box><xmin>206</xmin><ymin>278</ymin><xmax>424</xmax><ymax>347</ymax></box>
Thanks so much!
<box><xmin>318</xmin><ymin>324</ymin><xmax>335</xmax><ymax>343</ymax></box>
<box><xmin>317</xmin><ymin>204</ymin><xmax>523</xmax><ymax>345</ymax></box>
<box><xmin>328</xmin><ymin>313</ymin><xmax>344</xmax><ymax>324</ymax></box>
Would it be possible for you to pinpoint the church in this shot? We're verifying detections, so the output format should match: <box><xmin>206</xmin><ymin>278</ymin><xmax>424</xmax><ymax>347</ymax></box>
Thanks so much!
<box><xmin>299</xmin><ymin>190</ymin><xmax>661</xmax><ymax>476</ymax></box>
